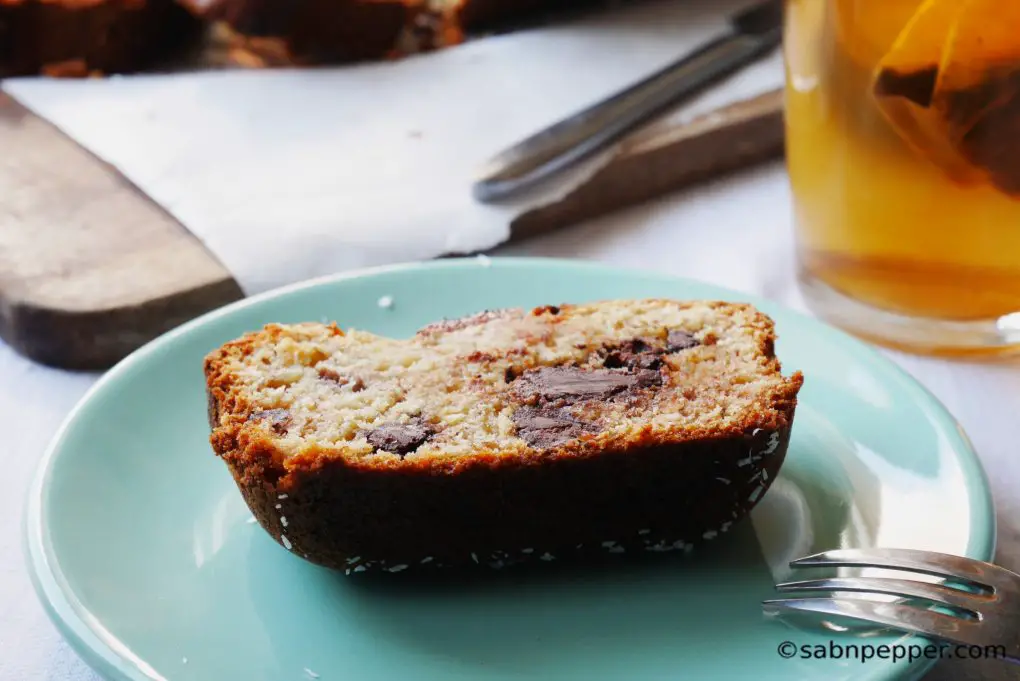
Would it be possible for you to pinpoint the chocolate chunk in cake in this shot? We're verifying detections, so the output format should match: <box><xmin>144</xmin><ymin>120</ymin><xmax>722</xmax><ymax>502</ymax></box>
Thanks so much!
<box><xmin>511</xmin><ymin>366</ymin><xmax>649</xmax><ymax>404</ymax></box>
<box><xmin>366</xmin><ymin>419</ymin><xmax>434</xmax><ymax>456</ymax></box>
<box><xmin>249</xmin><ymin>408</ymin><xmax>291</xmax><ymax>434</ymax></box>
<box><xmin>666</xmin><ymin>329</ymin><xmax>700</xmax><ymax>352</ymax></box>
<box><xmin>511</xmin><ymin>405</ymin><xmax>598</xmax><ymax>449</ymax></box>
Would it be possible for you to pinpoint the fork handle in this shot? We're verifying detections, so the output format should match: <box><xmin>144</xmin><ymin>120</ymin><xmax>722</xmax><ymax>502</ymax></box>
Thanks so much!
<box><xmin>471</xmin><ymin>24</ymin><xmax>782</xmax><ymax>203</ymax></box>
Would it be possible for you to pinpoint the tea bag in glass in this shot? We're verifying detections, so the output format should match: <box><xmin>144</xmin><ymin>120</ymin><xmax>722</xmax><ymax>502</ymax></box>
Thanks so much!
<box><xmin>873</xmin><ymin>0</ymin><xmax>1020</xmax><ymax>195</ymax></box>
<box><xmin>933</xmin><ymin>1</ymin><xmax>1020</xmax><ymax>195</ymax></box>
<box><xmin>871</xmin><ymin>0</ymin><xmax>983</xmax><ymax>185</ymax></box>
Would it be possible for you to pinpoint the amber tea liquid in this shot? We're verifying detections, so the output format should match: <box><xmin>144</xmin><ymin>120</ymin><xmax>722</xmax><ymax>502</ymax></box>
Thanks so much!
<box><xmin>785</xmin><ymin>0</ymin><xmax>1020</xmax><ymax>350</ymax></box>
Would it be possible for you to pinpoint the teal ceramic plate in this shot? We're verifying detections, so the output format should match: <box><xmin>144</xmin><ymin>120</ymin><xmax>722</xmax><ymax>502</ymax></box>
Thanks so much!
<box><xmin>26</xmin><ymin>258</ymin><xmax>994</xmax><ymax>681</ymax></box>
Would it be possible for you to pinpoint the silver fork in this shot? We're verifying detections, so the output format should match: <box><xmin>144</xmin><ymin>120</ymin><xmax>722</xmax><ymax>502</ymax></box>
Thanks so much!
<box><xmin>762</xmin><ymin>548</ymin><xmax>1020</xmax><ymax>664</ymax></box>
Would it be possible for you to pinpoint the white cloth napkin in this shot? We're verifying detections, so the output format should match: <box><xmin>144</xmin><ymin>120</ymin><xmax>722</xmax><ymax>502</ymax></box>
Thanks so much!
<box><xmin>2</xmin><ymin>0</ymin><xmax>784</xmax><ymax>295</ymax></box>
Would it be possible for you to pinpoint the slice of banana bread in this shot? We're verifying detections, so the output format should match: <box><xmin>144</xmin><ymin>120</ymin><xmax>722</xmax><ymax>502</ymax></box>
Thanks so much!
<box><xmin>205</xmin><ymin>299</ymin><xmax>803</xmax><ymax>574</ymax></box>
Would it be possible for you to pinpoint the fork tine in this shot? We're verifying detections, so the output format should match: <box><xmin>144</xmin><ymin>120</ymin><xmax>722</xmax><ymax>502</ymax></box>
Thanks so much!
<box><xmin>763</xmin><ymin>597</ymin><xmax>982</xmax><ymax>645</ymax></box>
<box><xmin>775</xmin><ymin>577</ymin><xmax>986</xmax><ymax>614</ymax></box>
<box><xmin>790</xmin><ymin>549</ymin><xmax>1011</xmax><ymax>592</ymax></box>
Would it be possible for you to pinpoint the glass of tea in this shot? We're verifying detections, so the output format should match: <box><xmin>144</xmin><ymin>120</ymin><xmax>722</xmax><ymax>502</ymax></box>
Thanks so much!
<box><xmin>783</xmin><ymin>0</ymin><xmax>1020</xmax><ymax>356</ymax></box>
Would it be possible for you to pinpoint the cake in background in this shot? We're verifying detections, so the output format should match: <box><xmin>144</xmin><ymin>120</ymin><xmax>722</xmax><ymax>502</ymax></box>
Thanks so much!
<box><xmin>0</xmin><ymin>0</ymin><xmax>200</xmax><ymax>77</ymax></box>
<box><xmin>0</xmin><ymin>0</ymin><xmax>631</xmax><ymax>76</ymax></box>
<box><xmin>186</xmin><ymin>0</ymin><xmax>632</xmax><ymax>67</ymax></box>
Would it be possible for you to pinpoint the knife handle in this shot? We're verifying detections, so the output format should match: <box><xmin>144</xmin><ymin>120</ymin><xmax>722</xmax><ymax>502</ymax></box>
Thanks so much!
<box><xmin>472</xmin><ymin>12</ymin><xmax>782</xmax><ymax>203</ymax></box>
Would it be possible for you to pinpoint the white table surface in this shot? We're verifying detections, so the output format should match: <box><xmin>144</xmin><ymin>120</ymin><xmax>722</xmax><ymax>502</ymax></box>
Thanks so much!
<box><xmin>4</xmin><ymin>161</ymin><xmax>1019</xmax><ymax>681</ymax></box>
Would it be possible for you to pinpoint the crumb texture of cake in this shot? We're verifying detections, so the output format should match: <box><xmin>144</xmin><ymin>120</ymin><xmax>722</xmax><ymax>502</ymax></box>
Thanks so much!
<box><xmin>0</xmin><ymin>0</ymin><xmax>199</xmax><ymax>77</ymax></box>
<box><xmin>206</xmin><ymin>299</ymin><xmax>804</xmax><ymax>573</ymax></box>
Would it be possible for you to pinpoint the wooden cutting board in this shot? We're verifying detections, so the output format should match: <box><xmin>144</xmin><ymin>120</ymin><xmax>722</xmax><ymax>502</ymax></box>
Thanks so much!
<box><xmin>0</xmin><ymin>87</ymin><xmax>785</xmax><ymax>371</ymax></box>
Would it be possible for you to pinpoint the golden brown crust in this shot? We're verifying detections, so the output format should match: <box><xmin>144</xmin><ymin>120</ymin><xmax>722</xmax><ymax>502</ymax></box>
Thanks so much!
<box><xmin>205</xmin><ymin>299</ymin><xmax>804</xmax><ymax>572</ymax></box>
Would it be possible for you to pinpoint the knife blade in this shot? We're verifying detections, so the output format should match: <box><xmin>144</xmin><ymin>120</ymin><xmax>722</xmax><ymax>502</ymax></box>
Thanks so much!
<box><xmin>471</xmin><ymin>0</ymin><xmax>783</xmax><ymax>203</ymax></box>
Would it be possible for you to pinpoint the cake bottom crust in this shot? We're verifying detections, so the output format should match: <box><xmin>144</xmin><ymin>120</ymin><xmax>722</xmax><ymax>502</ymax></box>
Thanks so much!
<box><xmin>228</xmin><ymin>423</ymin><xmax>793</xmax><ymax>575</ymax></box>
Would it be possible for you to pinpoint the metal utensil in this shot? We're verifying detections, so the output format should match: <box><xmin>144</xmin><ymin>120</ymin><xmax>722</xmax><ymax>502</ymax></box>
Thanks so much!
<box><xmin>471</xmin><ymin>0</ymin><xmax>783</xmax><ymax>203</ymax></box>
<box><xmin>763</xmin><ymin>548</ymin><xmax>1020</xmax><ymax>664</ymax></box>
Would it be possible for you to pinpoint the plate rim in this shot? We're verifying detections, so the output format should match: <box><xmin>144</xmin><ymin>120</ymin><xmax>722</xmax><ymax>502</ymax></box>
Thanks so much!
<box><xmin>23</xmin><ymin>256</ymin><xmax>997</xmax><ymax>681</ymax></box>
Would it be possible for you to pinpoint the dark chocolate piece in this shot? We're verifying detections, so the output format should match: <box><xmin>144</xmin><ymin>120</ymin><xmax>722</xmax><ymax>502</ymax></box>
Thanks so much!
<box><xmin>366</xmin><ymin>420</ymin><xmax>433</xmax><ymax>456</ymax></box>
<box><xmin>512</xmin><ymin>406</ymin><xmax>598</xmax><ymax>448</ymax></box>
<box><xmin>632</xmin><ymin>368</ymin><xmax>663</xmax><ymax>388</ymax></box>
<box><xmin>250</xmin><ymin>408</ymin><xmax>291</xmax><ymax>434</ymax></box>
<box><xmin>602</xmin><ymin>332</ymin><xmax>698</xmax><ymax>369</ymax></box>
<box><xmin>603</xmin><ymin>338</ymin><xmax>663</xmax><ymax>370</ymax></box>
<box><xmin>512</xmin><ymin>366</ymin><xmax>643</xmax><ymax>403</ymax></box>
<box><xmin>666</xmin><ymin>330</ymin><xmax>700</xmax><ymax>352</ymax></box>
